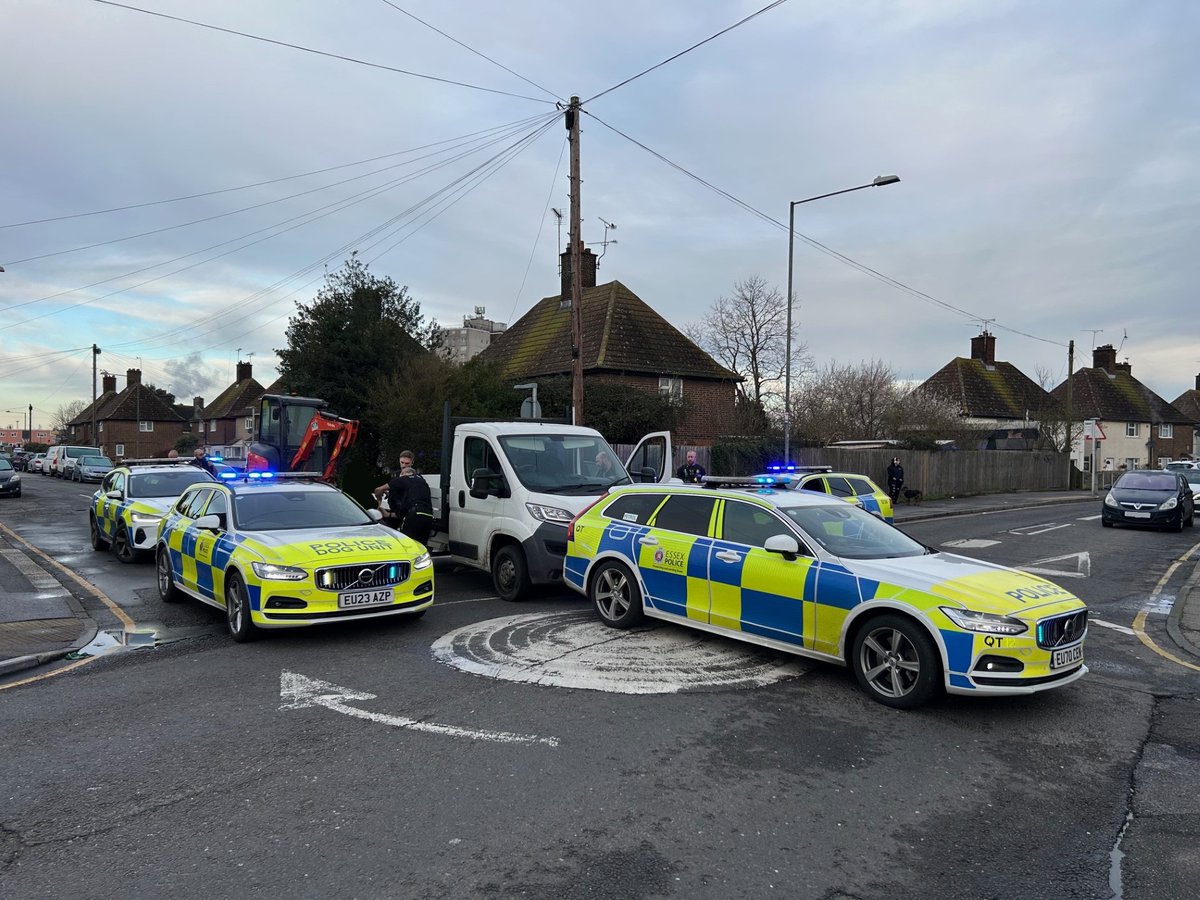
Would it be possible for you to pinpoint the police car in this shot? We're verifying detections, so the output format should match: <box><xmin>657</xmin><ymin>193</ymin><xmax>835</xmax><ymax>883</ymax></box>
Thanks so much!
<box><xmin>155</xmin><ymin>473</ymin><xmax>433</xmax><ymax>642</ymax></box>
<box><xmin>91</xmin><ymin>460</ymin><xmax>219</xmax><ymax>563</ymax></box>
<box><xmin>761</xmin><ymin>465</ymin><xmax>894</xmax><ymax>522</ymax></box>
<box><xmin>564</xmin><ymin>476</ymin><xmax>1087</xmax><ymax>709</ymax></box>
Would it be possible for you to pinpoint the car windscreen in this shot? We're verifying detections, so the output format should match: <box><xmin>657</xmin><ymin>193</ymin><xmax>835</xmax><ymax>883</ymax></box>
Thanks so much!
<box><xmin>128</xmin><ymin>469</ymin><xmax>215</xmax><ymax>498</ymax></box>
<box><xmin>0</xmin><ymin>460</ymin><xmax>12</xmax><ymax>471</ymax></box>
<box><xmin>232</xmin><ymin>489</ymin><xmax>371</xmax><ymax>530</ymax></box>
<box><xmin>499</xmin><ymin>435</ymin><xmax>631</xmax><ymax>494</ymax></box>
<box><xmin>66</xmin><ymin>447</ymin><xmax>101</xmax><ymax>458</ymax></box>
<box><xmin>1115</xmin><ymin>472</ymin><xmax>1177</xmax><ymax>491</ymax></box>
<box><xmin>80</xmin><ymin>457</ymin><xmax>113</xmax><ymax>468</ymax></box>
<box><xmin>781</xmin><ymin>503</ymin><xmax>926</xmax><ymax>559</ymax></box>
<box><xmin>1186</xmin><ymin>471</ymin><xmax>1200</xmax><ymax>486</ymax></box>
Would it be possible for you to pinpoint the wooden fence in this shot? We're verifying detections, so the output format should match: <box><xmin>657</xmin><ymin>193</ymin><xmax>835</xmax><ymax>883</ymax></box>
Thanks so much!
<box><xmin>612</xmin><ymin>444</ymin><xmax>1071</xmax><ymax>499</ymax></box>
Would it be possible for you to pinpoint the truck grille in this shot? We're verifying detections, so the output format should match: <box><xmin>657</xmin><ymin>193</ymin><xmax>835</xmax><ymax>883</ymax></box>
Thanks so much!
<box><xmin>1036</xmin><ymin>610</ymin><xmax>1088</xmax><ymax>649</ymax></box>
<box><xmin>315</xmin><ymin>561</ymin><xmax>410</xmax><ymax>591</ymax></box>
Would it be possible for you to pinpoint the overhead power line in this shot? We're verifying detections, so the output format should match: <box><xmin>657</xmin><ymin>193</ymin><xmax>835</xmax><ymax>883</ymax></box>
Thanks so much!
<box><xmin>376</xmin><ymin>0</ymin><xmax>560</xmax><ymax>102</ymax></box>
<box><xmin>584</xmin><ymin>110</ymin><xmax>1065</xmax><ymax>349</ymax></box>
<box><xmin>90</xmin><ymin>0</ymin><xmax>554</xmax><ymax>104</ymax></box>
<box><xmin>585</xmin><ymin>0</ymin><xmax>791</xmax><ymax>104</ymax></box>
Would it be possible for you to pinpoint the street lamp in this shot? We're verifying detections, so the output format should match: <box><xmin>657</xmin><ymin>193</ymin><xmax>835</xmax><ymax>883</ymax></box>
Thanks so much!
<box><xmin>783</xmin><ymin>174</ymin><xmax>900</xmax><ymax>463</ymax></box>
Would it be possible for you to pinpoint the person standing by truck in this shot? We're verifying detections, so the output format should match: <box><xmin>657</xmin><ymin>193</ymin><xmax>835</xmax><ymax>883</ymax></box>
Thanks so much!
<box><xmin>374</xmin><ymin>451</ymin><xmax>433</xmax><ymax>545</ymax></box>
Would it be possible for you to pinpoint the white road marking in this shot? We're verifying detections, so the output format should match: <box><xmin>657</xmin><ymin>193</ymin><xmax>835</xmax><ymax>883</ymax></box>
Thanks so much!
<box><xmin>1021</xmin><ymin>551</ymin><xmax>1091</xmax><ymax>580</ymax></box>
<box><xmin>432</xmin><ymin>610</ymin><xmax>808</xmax><ymax>694</ymax></box>
<box><xmin>436</xmin><ymin>595</ymin><xmax>499</xmax><ymax>606</ymax></box>
<box><xmin>1076</xmin><ymin>514</ymin><xmax>1101</xmax><ymax>521</ymax></box>
<box><xmin>280</xmin><ymin>671</ymin><xmax>558</xmax><ymax>747</ymax></box>
<box><xmin>942</xmin><ymin>539</ymin><xmax>1000</xmax><ymax>549</ymax></box>
<box><xmin>1090</xmin><ymin>618</ymin><xmax>1135</xmax><ymax>636</ymax></box>
<box><xmin>1009</xmin><ymin>522</ymin><xmax>1073</xmax><ymax>536</ymax></box>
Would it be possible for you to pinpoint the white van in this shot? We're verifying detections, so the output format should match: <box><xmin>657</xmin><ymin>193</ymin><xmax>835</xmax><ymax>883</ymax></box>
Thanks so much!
<box><xmin>46</xmin><ymin>445</ymin><xmax>102</xmax><ymax>479</ymax></box>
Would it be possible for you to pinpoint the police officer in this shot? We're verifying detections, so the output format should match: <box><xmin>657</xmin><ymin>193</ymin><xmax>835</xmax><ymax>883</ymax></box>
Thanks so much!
<box><xmin>675</xmin><ymin>450</ymin><xmax>706</xmax><ymax>484</ymax></box>
<box><xmin>390</xmin><ymin>466</ymin><xmax>434</xmax><ymax>546</ymax></box>
<box><xmin>886</xmin><ymin>457</ymin><xmax>905</xmax><ymax>504</ymax></box>
<box><xmin>190</xmin><ymin>447</ymin><xmax>216</xmax><ymax>476</ymax></box>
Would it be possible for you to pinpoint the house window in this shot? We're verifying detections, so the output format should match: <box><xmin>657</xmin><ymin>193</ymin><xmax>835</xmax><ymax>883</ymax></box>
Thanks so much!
<box><xmin>99</xmin><ymin>422</ymin><xmax>104</xmax><ymax>433</ymax></box>
<box><xmin>1125</xmin><ymin>422</ymin><xmax>1138</xmax><ymax>437</ymax></box>
<box><xmin>115</xmin><ymin>443</ymin><xmax>125</xmax><ymax>457</ymax></box>
<box><xmin>244</xmin><ymin>417</ymin><xmax>253</xmax><ymax>431</ymax></box>
<box><xmin>658</xmin><ymin>377</ymin><xmax>683</xmax><ymax>404</ymax></box>
<box><xmin>1082</xmin><ymin>455</ymin><xmax>1091</xmax><ymax>472</ymax></box>
<box><xmin>1124</xmin><ymin>457</ymin><xmax>1139</xmax><ymax>471</ymax></box>
<box><xmin>139</xmin><ymin>421</ymin><xmax>154</xmax><ymax>432</ymax></box>
<box><xmin>1159</xmin><ymin>423</ymin><xmax>1173</xmax><ymax>439</ymax></box>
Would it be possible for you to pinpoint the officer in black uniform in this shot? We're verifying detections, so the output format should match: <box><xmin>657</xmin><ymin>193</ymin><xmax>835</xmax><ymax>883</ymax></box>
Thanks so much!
<box><xmin>389</xmin><ymin>467</ymin><xmax>434</xmax><ymax>546</ymax></box>
<box><xmin>675</xmin><ymin>450</ymin><xmax>706</xmax><ymax>484</ymax></box>
<box><xmin>189</xmin><ymin>447</ymin><xmax>217</xmax><ymax>476</ymax></box>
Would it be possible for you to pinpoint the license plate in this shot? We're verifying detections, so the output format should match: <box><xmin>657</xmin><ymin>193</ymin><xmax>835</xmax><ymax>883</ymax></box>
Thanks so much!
<box><xmin>337</xmin><ymin>588</ymin><xmax>393</xmax><ymax>608</ymax></box>
<box><xmin>1124</xmin><ymin>511</ymin><xmax>1151</xmax><ymax>519</ymax></box>
<box><xmin>1051</xmin><ymin>644</ymin><xmax>1083</xmax><ymax>669</ymax></box>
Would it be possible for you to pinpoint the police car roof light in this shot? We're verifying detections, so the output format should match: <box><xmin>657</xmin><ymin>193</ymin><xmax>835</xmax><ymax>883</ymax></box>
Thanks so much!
<box><xmin>219</xmin><ymin>471</ymin><xmax>238</xmax><ymax>480</ymax></box>
<box><xmin>123</xmin><ymin>457</ymin><xmax>186</xmax><ymax>467</ymax></box>
<box><xmin>701</xmin><ymin>474</ymin><xmax>792</xmax><ymax>490</ymax></box>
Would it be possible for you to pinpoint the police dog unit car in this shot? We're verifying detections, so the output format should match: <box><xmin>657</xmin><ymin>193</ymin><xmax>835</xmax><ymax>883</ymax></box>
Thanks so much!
<box><xmin>155</xmin><ymin>472</ymin><xmax>433</xmax><ymax>641</ymax></box>
<box><xmin>564</xmin><ymin>476</ymin><xmax>1087</xmax><ymax>709</ymax></box>
<box><xmin>91</xmin><ymin>459</ymin><xmax>219</xmax><ymax>563</ymax></box>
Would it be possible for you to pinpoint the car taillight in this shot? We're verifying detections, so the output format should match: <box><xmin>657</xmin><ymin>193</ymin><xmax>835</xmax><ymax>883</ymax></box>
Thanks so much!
<box><xmin>567</xmin><ymin>494</ymin><xmax>607</xmax><ymax>542</ymax></box>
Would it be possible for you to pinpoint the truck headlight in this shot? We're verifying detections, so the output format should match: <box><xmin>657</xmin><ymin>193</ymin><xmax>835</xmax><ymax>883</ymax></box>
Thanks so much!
<box><xmin>1159</xmin><ymin>496</ymin><xmax>1178</xmax><ymax>510</ymax></box>
<box><xmin>525</xmin><ymin>502</ymin><xmax>574</xmax><ymax>525</ymax></box>
<box><xmin>1104</xmin><ymin>492</ymin><xmax>1119</xmax><ymax>508</ymax></box>
<box><xmin>940</xmin><ymin>607</ymin><xmax>1028</xmax><ymax>635</ymax></box>
<box><xmin>251</xmin><ymin>562</ymin><xmax>308</xmax><ymax>581</ymax></box>
<box><xmin>413</xmin><ymin>552</ymin><xmax>432</xmax><ymax>570</ymax></box>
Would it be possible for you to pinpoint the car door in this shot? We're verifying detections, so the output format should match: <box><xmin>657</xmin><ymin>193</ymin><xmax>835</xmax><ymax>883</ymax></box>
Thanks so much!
<box><xmin>191</xmin><ymin>490</ymin><xmax>226</xmax><ymax>601</ymax></box>
<box><xmin>625</xmin><ymin>432</ymin><xmax>674</xmax><ymax>483</ymax></box>
<box><xmin>454</xmin><ymin>435</ymin><xmax>505</xmax><ymax>562</ymax></box>
<box><xmin>639</xmin><ymin>493</ymin><xmax>716</xmax><ymax>620</ymax></box>
<box><xmin>845</xmin><ymin>476</ymin><xmax>885</xmax><ymax>517</ymax></box>
<box><xmin>174</xmin><ymin>488</ymin><xmax>214</xmax><ymax>593</ymax></box>
<box><xmin>710</xmin><ymin>498</ymin><xmax>815</xmax><ymax>647</ymax></box>
<box><xmin>98</xmin><ymin>472</ymin><xmax>127</xmax><ymax>539</ymax></box>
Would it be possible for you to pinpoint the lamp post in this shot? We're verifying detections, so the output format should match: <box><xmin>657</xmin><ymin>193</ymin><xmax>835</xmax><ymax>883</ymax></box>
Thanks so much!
<box><xmin>783</xmin><ymin>174</ymin><xmax>900</xmax><ymax>464</ymax></box>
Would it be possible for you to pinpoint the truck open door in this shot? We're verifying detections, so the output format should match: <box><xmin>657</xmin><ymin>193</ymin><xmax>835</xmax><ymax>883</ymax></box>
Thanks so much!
<box><xmin>624</xmin><ymin>431</ymin><xmax>674</xmax><ymax>483</ymax></box>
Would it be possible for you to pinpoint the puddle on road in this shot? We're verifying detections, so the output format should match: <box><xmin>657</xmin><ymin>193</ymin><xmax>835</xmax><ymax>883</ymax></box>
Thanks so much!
<box><xmin>1108</xmin><ymin>809</ymin><xmax>1132</xmax><ymax>899</ymax></box>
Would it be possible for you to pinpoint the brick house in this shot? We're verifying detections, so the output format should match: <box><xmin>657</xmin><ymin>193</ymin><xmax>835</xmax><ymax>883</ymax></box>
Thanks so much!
<box><xmin>67</xmin><ymin>369</ymin><xmax>187</xmax><ymax>460</ymax></box>
<box><xmin>1050</xmin><ymin>345</ymin><xmax>1193</xmax><ymax>471</ymax></box>
<box><xmin>1169</xmin><ymin>375</ymin><xmax>1200</xmax><ymax>460</ymax></box>
<box><xmin>478</xmin><ymin>246</ymin><xmax>741</xmax><ymax>444</ymax></box>
<box><xmin>917</xmin><ymin>332</ymin><xmax>1057</xmax><ymax>448</ymax></box>
<box><xmin>196</xmin><ymin>361</ymin><xmax>267</xmax><ymax>461</ymax></box>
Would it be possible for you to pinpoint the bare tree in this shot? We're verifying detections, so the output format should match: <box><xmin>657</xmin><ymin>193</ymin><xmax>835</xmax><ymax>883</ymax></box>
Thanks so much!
<box><xmin>1034</xmin><ymin>364</ymin><xmax>1079</xmax><ymax>453</ymax></box>
<box><xmin>689</xmin><ymin>276</ymin><xmax>808</xmax><ymax>416</ymax></box>
<box><xmin>51</xmin><ymin>400</ymin><xmax>88</xmax><ymax>434</ymax></box>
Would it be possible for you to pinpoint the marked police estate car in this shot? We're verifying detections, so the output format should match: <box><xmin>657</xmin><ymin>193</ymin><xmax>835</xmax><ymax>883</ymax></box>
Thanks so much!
<box><xmin>155</xmin><ymin>473</ymin><xmax>433</xmax><ymax>642</ymax></box>
<box><xmin>91</xmin><ymin>460</ymin><xmax>218</xmax><ymax>563</ymax></box>
<box><xmin>762</xmin><ymin>465</ymin><xmax>894</xmax><ymax>522</ymax></box>
<box><xmin>564</xmin><ymin>476</ymin><xmax>1087</xmax><ymax>709</ymax></box>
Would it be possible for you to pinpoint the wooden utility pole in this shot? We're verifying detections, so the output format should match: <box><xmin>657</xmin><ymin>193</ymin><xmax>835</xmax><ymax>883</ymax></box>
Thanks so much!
<box><xmin>1065</xmin><ymin>339</ymin><xmax>1074</xmax><ymax>488</ymax></box>
<box><xmin>91</xmin><ymin>344</ymin><xmax>100</xmax><ymax>444</ymax></box>
<box><xmin>567</xmin><ymin>95</ymin><xmax>584</xmax><ymax>426</ymax></box>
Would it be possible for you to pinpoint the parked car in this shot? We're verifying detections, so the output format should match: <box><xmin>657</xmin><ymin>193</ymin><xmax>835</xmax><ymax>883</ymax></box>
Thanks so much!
<box><xmin>0</xmin><ymin>458</ymin><xmax>21</xmax><ymax>498</ymax></box>
<box><xmin>46</xmin><ymin>445</ymin><xmax>102</xmax><ymax>479</ymax></box>
<box><xmin>28</xmin><ymin>453</ymin><xmax>48</xmax><ymax>474</ymax></box>
<box><xmin>1183</xmin><ymin>470</ymin><xmax>1200</xmax><ymax>505</ymax></box>
<box><xmin>1102</xmin><ymin>469</ymin><xmax>1195</xmax><ymax>531</ymax></box>
<box><xmin>1163</xmin><ymin>460</ymin><xmax>1200</xmax><ymax>472</ymax></box>
<box><xmin>760</xmin><ymin>465</ymin><xmax>894</xmax><ymax>522</ymax></box>
<box><xmin>72</xmin><ymin>455</ymin><xmax>114</xmax><ymax>483</ymax></box>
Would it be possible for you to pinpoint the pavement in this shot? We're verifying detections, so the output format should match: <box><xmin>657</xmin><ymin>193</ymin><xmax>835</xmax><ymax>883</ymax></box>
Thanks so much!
<box><xmin>2</xmin><ymin>488</ymin><xmax>1198</xmax><ymax>678</ymax></box>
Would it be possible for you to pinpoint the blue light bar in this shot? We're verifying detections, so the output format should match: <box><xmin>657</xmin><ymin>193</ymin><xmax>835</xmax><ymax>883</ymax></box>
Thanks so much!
<box><xmin>260</xmin><ymin>471</ymin><xmax>275</xmax><ymax>479</ymax></box>
<box><xmin>766</xmin><ymin>463</ymin><xmax>798</xmax><ymax>472</ymax></box>
<box><xmin>219</xmin><ymin>471</ymin><xmax>237</xmax><ymax>480</ymax></box>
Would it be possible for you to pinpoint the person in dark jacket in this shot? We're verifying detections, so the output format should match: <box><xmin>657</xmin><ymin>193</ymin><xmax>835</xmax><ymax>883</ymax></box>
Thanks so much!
<box><xmin>189</xmin><ymin>447</ymin><xmax>217</xmax><ymax>476</ymax></box>
<box><xmin>389</xmin><ymin>467</ymin><xmax>434</xmax><ymax>546</ymax></box>
<box><xmin>675</xmin><ymin>450</ymin><xmax>707</xmax><ymax>484</ymax></box>
<box><xmin>886</xmin><ymin>457</ymin><xmax>905</xmax><ymax>504</ymax></box>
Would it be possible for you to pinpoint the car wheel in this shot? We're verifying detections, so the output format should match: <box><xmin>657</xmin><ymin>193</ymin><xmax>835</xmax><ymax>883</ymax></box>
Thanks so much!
<box><xmin>112</xmin><ymin>525</ymin><xmax>138</xmax><ymax>564</ymax></box>
<box><xmin>1187</xmin><ymin>508</ymin><xmax>1195</xmax><ymax>528</ymax></box>
<box><xmin>89</xmin><ymin>515</ymin><xmax>110</xmax><ymax>551</ymax></box>
<box><xmin>1101</xmin><ymin>519</ymin><xmax>1113</xmax><ymax>528</ymax></box>
<box><xmin>1172</xmin><ymin>512</ymin><xmax>1185</xmax><ymax>533</ymax></box>
<box><xmin>156</xmin><ymin>547</ymin><xmax>181</xmax><ymax>603</ymax></box>
<box><xmin>492</xmin><ymin>544</ymin><xmax>531</xmax><ymax>602</ymax></box>
<box><xmin>588</xmin><ymin>560</ymin><xmax>644</xmax><ymax>629</ymax></box>
<box><xmin>850</xmin><ymin>613</ymin><xmax>941</xmax><ymax>709</ymax></box>
<box><xmin>225</xmin><ymin>571</ymin><xmax>260</xmax><ymax>642</ymax></box>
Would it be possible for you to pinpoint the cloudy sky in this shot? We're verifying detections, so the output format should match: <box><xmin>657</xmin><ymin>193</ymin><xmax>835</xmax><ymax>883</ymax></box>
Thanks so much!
<box><xmin>3</xmin><ymin>0</ymin><xmax>1198</xmax><ymax>431</ymax></box>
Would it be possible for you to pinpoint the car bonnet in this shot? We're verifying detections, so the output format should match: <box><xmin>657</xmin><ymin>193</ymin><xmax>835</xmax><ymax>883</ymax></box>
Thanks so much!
<box><xmin>845</xmin><ymin>552</ymin><xmax>1083</xmax><ymax>617</ymax></box>
<box><xmin>236</xmin><ymin>524</ymin><xmax>420</xmax><ymax>564</ymax></box>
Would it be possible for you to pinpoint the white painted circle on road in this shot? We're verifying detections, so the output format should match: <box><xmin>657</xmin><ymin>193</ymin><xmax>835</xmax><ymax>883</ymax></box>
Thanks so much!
<box><xmin>431</xmin><ymin>610</ymin><xmax>808</xmax><ymax>694</ymax></box>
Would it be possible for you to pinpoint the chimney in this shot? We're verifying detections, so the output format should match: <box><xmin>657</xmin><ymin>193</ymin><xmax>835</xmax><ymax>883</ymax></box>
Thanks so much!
<box><xmin>1115</xmin><ymin>360</ymin><xmax>1131</xmax><ymax>376</ymax></box>
<box><xmin>1093</xmin><ymin>344</ymin><xmax>1117</xmax><ymax>373</ymax></box>
<box><xmin>102</xmin><ymin>374</ymin><xmax>117</xmax><ymax>393</ymax></box>
<box><xmin>1195</xmin><ymin>373</ymin><xmax>1200</xmax><ymax>391</ymax></box>
<box><xmin>193</xmin><ymin>397</ymin><xmax>205</xmax><ymax>415</ymax></box>
<box><xmin>236</xmin><ymin>361</ymin><xmax>253</xmax><ymax>382</ymax></box>
<box><xmin>969</xmin><ymin>331</ymin><xmax>996</xmax><ymax>365</ymax></box>
<box><xmin>126</xmin><ymin>368</ymin><xmax>142</xmax><ymax>386</ymax></box>
<box><xmin>559</xmin><ymin>242</ymin><xmax>598</xmax><ymax>304</ymax></box>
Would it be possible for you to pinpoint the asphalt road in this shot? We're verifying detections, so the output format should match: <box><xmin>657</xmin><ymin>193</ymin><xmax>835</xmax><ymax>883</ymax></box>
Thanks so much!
<box><xmin>1</xmin><ymin>473</ymin><xmax>1198</xmax><ymax>899</ymax></box>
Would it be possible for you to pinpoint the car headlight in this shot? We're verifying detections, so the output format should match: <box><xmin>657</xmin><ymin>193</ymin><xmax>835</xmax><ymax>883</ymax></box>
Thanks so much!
<box><xmin>130</xmin><ymin>512</ymin><xmax>162</xmax><ymax>525</ymax></box>
<box><xmin>250</xmin><ymin>561</ymin><xmax>309</xmax><ymax>581</ymax></box>
<box><xmin>1159</xmin><ymin>496</ymin><xmax>1178</xmax><ymax>510</ymax></box>
<box><xmin>10</xmin><ymin>475</ymin><xmax>18</xmax><ymax>483</ymax></box>
<box><xmin>1104</xmin><ymin>492</ymin><xmax>1119</xmax><ymax>508</ymax></box>
<box><xmin>413</xmin><ymin>551</ymin><xmax>432</xmax><ymax>570</ymax></box>
<box><xmin>525</xmin><ymin>502</ymin><xmax>574</xmax><ymax>525</ymax></box>
<box><xmin>940</xmin><ymin>607</ymin><xmax>1028</xmax><ymax>636</ymax></box>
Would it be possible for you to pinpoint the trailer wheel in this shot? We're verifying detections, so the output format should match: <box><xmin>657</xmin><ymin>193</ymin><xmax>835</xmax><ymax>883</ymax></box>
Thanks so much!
<box><xmin>492</xmin><ymin>544</ymin><xmax>530</xmax><ymax>602</ymax></box>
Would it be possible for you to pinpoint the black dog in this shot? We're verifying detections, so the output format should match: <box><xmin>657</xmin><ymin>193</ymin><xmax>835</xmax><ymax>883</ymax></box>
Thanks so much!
<box><xmin>903</xmin><ymin>488</ymin><xmax>923</xmax><ymax>505</ymax></box>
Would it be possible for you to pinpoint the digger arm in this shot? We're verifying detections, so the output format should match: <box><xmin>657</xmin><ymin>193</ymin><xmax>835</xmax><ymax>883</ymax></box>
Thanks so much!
<box><xmin>288</xmin><ymin>411</ymin><xmax>360</xmax><ymax>481</ymax></box>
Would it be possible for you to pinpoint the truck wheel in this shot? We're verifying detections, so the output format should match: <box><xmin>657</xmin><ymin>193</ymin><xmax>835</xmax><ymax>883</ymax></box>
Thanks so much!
<box><xmin>492</xmin><ymin>544</ymin><xmax>530</xmax><ymax>602</ymax></box>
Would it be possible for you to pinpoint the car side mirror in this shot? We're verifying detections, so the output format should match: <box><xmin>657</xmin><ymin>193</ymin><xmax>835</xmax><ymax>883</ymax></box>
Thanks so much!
<box><xmin>469</xmin><ymin>467</ymin><xmax>505</xmax><ymax>499</ymax></box>
<box><xmin>194</xmin><ymin>514</ymin><xmax>222</xmax><ymax>532</ymax></box>
<box><xmin>366</xmin><ymin>508</ymin><xmax>383</xmax><ymax>522</ymax></box>
<box><xmin>105</xmin><ymin>490</ymin><xmax>123</xmax><ymax>500</ymax></box>
<box><xmin>639</xmin><ymin>465</ymin><xmax>657</xmax><ymax>484</ymax></box>
<box><xmin>764</xmin><ymin>533</ymin><xmax>801</xmax><ymax>561</ymax></box>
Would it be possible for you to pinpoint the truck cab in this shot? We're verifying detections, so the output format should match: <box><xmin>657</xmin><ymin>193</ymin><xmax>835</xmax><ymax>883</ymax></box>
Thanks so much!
<box><xmin>426</xmin><ymin>419</ymin><xmax>672</xmax><ymax>601</ymax></box>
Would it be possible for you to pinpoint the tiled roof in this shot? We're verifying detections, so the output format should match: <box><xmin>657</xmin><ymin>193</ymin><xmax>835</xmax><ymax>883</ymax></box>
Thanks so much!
<box><xmin>1170</xmin><ymin>388</ymin><xmax>1200</xmax><ymax>425</ymax></box>
<box><xmin>68</xmin><ymin>390</ymin><xmax>119</xmax><ymax>427</ymax></box>
<box><xmin>96</xmin><ymin>384</ymin><xmax>186</xmax><ymax>423</ymax></box>
<box><xmin>480</xmin><ymin>280</ymin><xmax>739</xmax><ymax>382</ymax></box>
<box><xmin>919</xmin><ymin>357</ymin><xmax>1056</xmax><ymax>419</ymax></box>
<box><xmin>203</xmin><ymin>378</ymin><xmax>266</xmax><ymax>419</ymax></box>
<box><xmin>1050</xmin><ymin>368</ymin><xmax>1192</xmax><ymax>425</ymax></box>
